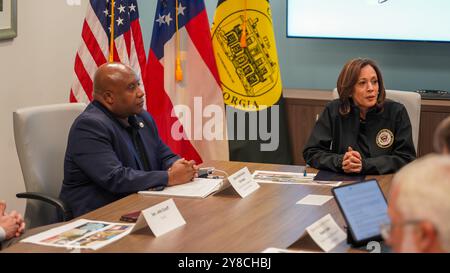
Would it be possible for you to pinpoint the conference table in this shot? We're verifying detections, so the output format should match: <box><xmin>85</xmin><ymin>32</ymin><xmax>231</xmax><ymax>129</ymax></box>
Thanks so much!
<box><xmin>3</xmin><ymin>160</ymin><xmax>393</xmax><ymax>253</ymax></box>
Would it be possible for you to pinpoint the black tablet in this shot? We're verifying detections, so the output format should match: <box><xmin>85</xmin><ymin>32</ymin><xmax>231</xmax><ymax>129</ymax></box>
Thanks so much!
<box><xmin>332</xmin><ymin>179</ymin><xmax>391</xmax><ymax>246</ymax></box>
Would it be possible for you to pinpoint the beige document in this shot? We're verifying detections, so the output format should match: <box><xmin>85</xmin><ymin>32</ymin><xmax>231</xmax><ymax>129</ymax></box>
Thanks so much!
<box><xmin>138</xmin><ymin>178</ymin><xmax>226</xmax><ymax>198</ymax></box>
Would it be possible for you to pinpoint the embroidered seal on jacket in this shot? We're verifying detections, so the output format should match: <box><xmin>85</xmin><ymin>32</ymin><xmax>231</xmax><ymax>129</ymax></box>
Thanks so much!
<box><xmin>376</xmin><ymin>129</ymin><xmax>394</xmax><ymax>148</ymax></box>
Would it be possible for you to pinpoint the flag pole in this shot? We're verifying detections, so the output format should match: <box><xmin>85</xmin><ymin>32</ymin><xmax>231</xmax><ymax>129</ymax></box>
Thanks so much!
<box><xmin>109</xmin><ymin>0</ymin><xmax>116</xmax><ymax>63</ymax></box>
<box><xmin>175</xmin><ymin>0</ymin><xmax>183</xmax><ymax>81</ymax></box>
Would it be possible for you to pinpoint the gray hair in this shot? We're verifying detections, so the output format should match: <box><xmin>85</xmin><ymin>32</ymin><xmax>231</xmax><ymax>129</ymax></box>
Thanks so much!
<box><xmin>434</xmin><ymin>116</ymin><xmax>450</xmax><ymax>153</ymax></box>
<box><xmin>392</xmin><ymin>154</ymin><xmax>450</xmax><ymax>251</ymax></box>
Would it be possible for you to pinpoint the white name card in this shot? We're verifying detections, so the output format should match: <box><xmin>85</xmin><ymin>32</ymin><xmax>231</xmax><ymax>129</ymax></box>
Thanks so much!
<box><xmin>131</xmin><ymin>198</ymin><xmax>186</xmax><ymax>237</ymax></box>
<box><xmin>228</xmin><ymin>167</ymin><xmax>260</xmax><ymax>198</ymax></box>
<box><xmin>305</xmin><ymin>214</ymin><xmax>346</xmax><ymax>252</ymax></box>
<box><xmin>296</xmin><ymin>194</ymin><xmax>333</xmax><ymax>206</ymax></box>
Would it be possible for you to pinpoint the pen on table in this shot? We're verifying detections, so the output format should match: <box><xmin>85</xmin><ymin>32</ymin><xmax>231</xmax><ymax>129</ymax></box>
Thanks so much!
<box><xmin>303</xmin><ymin>164</ymin><xmax>309</xmax><ymax>177</ymax></box>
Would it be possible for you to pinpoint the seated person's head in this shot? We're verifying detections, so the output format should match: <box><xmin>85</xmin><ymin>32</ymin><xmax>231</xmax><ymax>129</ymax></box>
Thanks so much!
<box><xmin>387</xmin><ymin>154</ymin><xmax>450</xmax><ymax>252</ymax></box>
<box><xmin>434</xmin><ymin>116</ymin><xmax>450</xmax><ymax>154</ymax></box>
<box><xmin>336</xmin><ymin>58</ymin><xmax>386</xmax><ymax>115</ymax></box>
<box><xmin>93</xmin><ymin>62</ymin><xmax>145</xmax><ymax>118</ymax></box>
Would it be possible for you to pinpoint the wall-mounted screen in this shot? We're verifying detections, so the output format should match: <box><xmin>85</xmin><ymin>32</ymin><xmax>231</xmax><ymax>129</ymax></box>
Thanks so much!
<box><xmin>287</xmin><ymin>0</ymin><xmax>450</xmax><ymax>42</ymax></box>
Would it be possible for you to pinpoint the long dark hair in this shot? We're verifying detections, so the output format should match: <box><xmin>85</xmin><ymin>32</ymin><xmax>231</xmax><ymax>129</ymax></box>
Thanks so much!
<box><xmin>337</xmin><ymin>58</ymin><xmax>386</xmax><ymax>115</ymax></box>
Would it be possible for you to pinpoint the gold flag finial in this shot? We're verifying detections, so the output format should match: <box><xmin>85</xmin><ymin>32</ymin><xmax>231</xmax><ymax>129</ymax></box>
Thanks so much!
<box><xmin>240</xmin><ymin>0</ymin><xmax>248</xmax><ymax>48</ymax></box>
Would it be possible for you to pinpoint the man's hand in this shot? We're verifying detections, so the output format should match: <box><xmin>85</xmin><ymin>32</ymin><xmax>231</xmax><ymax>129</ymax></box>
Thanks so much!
<box><xmin>8</xmin><ymin>210</ymin><xmax>25</xmax><ymax>237</ymax></box>
<box><xmin>342</xmin><ymin>146</ymin><xmax>362</xmax><ymax>173</ymax></box>
<box><xmin>0</xmin><ymin>201</ymin><xmax>20</xmax><ymax>240</ymax></box>
<box><xmin>167</xmin><ymin>158</ymin><xmax>198</xmax><ymax>186</ymax></box>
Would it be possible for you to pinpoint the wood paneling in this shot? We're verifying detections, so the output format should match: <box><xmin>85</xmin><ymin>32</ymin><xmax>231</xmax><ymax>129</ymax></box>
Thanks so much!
<box><xmin>286</xmin><ymin>100</ymin><xmax>328</xmax><ymax>165</ymax></box>
<box><xmin>419</xmin><ymin>111</ymin><xmax>450</xmax><ymax>156</ymax></box>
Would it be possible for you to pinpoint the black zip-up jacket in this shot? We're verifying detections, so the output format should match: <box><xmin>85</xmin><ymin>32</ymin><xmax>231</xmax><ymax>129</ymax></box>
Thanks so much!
<box><xmin>303</xmin><ymin>99</ymin><xmax>416</xmax><ymax>174</ymax></box>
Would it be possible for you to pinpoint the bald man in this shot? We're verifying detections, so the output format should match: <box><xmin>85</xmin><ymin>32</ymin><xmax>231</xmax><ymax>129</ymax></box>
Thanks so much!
<box><xmin>60</xmin><ymin>63</ymin><xmax>197</xmax><ymax>217</ymax></box>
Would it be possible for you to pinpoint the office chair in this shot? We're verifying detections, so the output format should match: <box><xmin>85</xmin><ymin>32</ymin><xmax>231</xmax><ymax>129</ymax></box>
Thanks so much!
<box><xmin>332</xmin><ymin>88</ymin><xmax>421</xmax><ymax>153</ymax></box>
<box><xmin>13</xmin><ymin>103</ymin><xmax>86</xmax><ymax>228</ymax></box>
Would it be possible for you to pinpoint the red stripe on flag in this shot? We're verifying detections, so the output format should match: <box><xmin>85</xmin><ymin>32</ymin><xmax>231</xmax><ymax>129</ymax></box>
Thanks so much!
<box><xmin>145</xmin><ymin>50</ymin><xmax>203</xmax><ymax>164</ymax></box>
<box><xmin>74</xmin><ymin>54</ymin><xmax>93</xmax><ymax>101</ymax></box>
<box><xmin>185</xmin><ymin>10</ymin><xmax>221</xmax><ymax>86</ymax></box>
<box><xmin>113</xmin><ymin>42</ymin><xmax>120</xmax><ymax>62</ymax></box>
<box><xmin>131</xmin><ymin>21</ymin><xmax>147</xmax><ymax>78</ymax></box>
<box><xmin>81</xmin><ymin>20</ymin><xmax>107</xmax><ymax>66</ymax></box>
<box><xmin>124</xmin><ymin>31</ymin><xmax>131</xmax><ymax>59</ymax></box>
<box><xmin>70</xmin><ymin>89</ymin><xmax>77</xmax><ymax>103</ymax></box>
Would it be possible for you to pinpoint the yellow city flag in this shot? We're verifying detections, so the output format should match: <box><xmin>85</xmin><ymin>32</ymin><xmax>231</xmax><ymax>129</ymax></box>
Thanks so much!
<box><xmin>211</xmin><ymin>0</ymin><xmax>282</xmax><ymax>112</ymax></box>
<box><xmin>211</xmin><ymin>0</ymin><xmax>292</xmax><ymax>165</ymax></box>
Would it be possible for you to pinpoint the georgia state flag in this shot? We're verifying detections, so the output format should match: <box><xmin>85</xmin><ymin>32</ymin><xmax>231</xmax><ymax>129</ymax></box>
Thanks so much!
<box><xmin>145</xmin><ymin>0</ymin><xmax>229</xmax><ymax>164</ymax></box>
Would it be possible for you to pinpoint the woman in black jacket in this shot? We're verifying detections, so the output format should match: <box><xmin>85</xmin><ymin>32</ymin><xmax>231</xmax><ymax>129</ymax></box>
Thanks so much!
<box><xmin>303</xmin><ymin>58</ymin><xmax>416</xmax><ymax>175</ymax></box>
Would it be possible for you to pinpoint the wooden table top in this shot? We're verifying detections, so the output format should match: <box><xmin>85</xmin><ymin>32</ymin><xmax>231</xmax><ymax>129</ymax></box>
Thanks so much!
<box><xmin>2</xmin><ymin>161</ymin><xmax>393</xmax><ymax>253</ymax></box>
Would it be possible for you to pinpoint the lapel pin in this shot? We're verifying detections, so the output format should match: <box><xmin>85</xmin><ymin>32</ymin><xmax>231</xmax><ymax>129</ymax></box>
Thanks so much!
<box><xmin>139</xmin><ymin>122</ymin><xmax>145</xmax><ymax>128</ymax></box>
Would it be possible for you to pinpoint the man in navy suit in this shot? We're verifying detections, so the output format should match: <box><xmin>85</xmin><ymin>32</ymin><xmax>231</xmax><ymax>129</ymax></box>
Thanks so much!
<box><xmin>60</xmin><ymin>63</ymin><xmax>198</xmax><ymax>217</ymax></box>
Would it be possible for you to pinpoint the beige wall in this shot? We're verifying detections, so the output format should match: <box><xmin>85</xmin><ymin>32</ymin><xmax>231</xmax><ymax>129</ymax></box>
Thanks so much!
<box><xmin>0</xmin><ymin>0</ymin><xmax>88</xmax><ymax>215</ymax></box>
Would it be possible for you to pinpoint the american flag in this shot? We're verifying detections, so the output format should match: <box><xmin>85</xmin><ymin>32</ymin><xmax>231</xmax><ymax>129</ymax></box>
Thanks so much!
<box><xmin>145</xmin><ymin>0</ymin><xmax>229</xmax><ymax>163</ymax></box>
<box><xmin>70</xmin><ymin>0</ymin><xmax>147</xmax><ymax>106</ymax></box>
